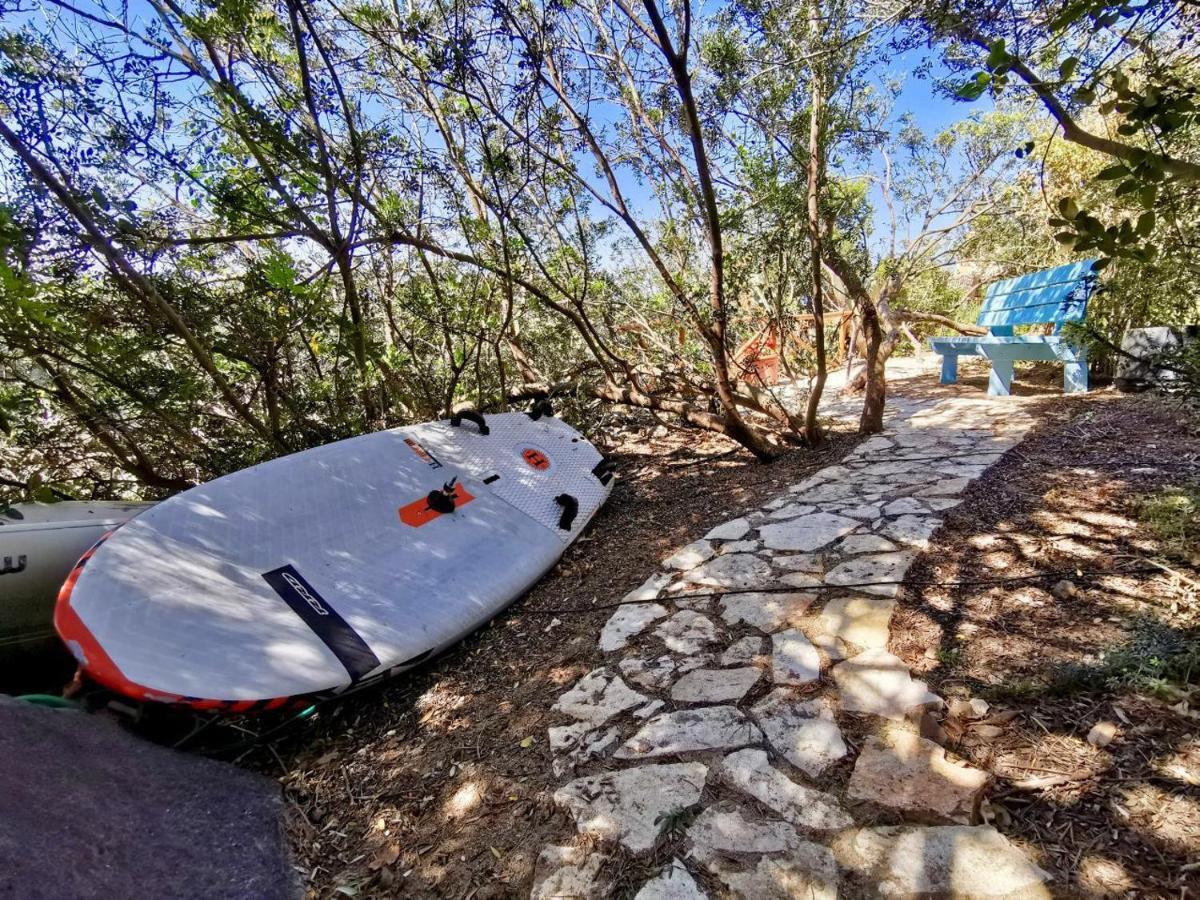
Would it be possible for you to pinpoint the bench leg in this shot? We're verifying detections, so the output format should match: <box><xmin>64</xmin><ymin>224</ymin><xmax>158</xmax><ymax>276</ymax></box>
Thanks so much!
<box><xmin>1063</xmin><ymin>350</ymin><xmax>1088</xmax><ymax>393</ymax></box>
<box><xmin>939</xmin><ymin>354</ymin><xmax>959</xmax><ymax>384</ymax></box>
<box><xmin>987</xmin><ymin>359</ymin><xmax>1014</xmax><ymax>396</ymax></box>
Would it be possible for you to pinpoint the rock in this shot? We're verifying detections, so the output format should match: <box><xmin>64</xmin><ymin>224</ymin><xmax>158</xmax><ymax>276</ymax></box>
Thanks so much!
<box><xmin>949</xmin><ymin>698</ymin><xmax>989</xmax><ymax>720</ymax></box>
<box><xmin>620</xmin><ymin>656</ymin><xmax>678</xmax><ymax>691</ymax></box>
<box><xmin>772</xmin><ymin>553</ymin><xmax>824</xmax><ymax>573</ymax></box>
<box><xmin>767</xmin><ymin>503</ymin><xmax>818</xmax><ymax>520</ymax></box>
<box><xmin>635</xmin><ymin>700</ymin><xmax>666</xmax><ymax>719</ymax></box>
<box><xmin>916</xmin><ymin>477</ymin><xmax>971</xmax><ymax>497</ymax></box>
<box><xmin>634</xmin><ymin>859</ymin><xmax>707</xmax><ymax>900</ymax></box>
<box><xmin>671</xmin><ymin>667</ymin><xmax>761</xmax><ymax>704</ymax></box>
<box><xmin>717</xmin><ymin>846</ymin><xmax>839</xmax><ymax>900</ymax></box>
<box><xmin>823</xmin><ymin>552</ymin><xmax>915</xmax><ymax>598</ymax></box>
<box><xmin>832</xmin><ymin>650</ymin><xmax>941</xmax><ymax>720</ymax></box>
<box><xmin>721</xmin><ymin>540</ymin><xmax>760</xmax><ymax>554</ymax></box>
<box><xmin>832</xmin><ymin>825</ymin><xmax>1052</xmax><ymax>898</ymax></box>
<box><xmin>771</xmin><ymin>629</ymin><xmax>821</xmax><ymax>685</ymax></box>
<box><xmin>599</xmin><ymin>603</ymin><xmax>669</xmax><ymax>652</ymax></box>
<box><xmin>716</xmin><ymin>748</ymin><xmax>852</xmax><ymax>833</ymax></box>
<box><xmin>880</xmin><ymin>515</ymin><xmax>941</xmax><ymax>549</ymax></box>
<box><xmin>760</xmin><ymin>512</ymin><xmax>860</xmax><ymax>552</ymax></box>
<box><xmin>838</xmin><ymin>533</ymin><xmax>898</xmax><ymax>554</ymax></box>
<box><xmin>705</xmin><ymin>518</ymin><xmax>751</xmax><ymax>542</ymax></box>
<box><xmin>665</xmin><ymin>540</ymin><xmax>716</xmax><ymax>571</ymax></box>
<box><xmin>969</xmin><ymin>698</ymin><xmax>990</xmax><ymax>717</ymax></box>
<box><xmin>924</xmin><ymin>497</ymin><xmax>962</xmax><ymax>512</ymax></box>
<box><xmin>655</xmin><ymin>610</ymin><xmax>719</xmax><ymax>654</ymax></box>
<box><xmin>624</xmin><ymin>572</ymin><xmax>675</xmax><ymax>603</ymax></box>
<box><xmin>553</xmin><ymin>669</ymin><xmax>648</xmax><ymax>726</ymax></box>
<box><xmin>615</xmin><ymin>707</ymin><xmax>763</xmax><ymax>759</ymax></box>
<box><xmin>779</xmin><ymin>571</ymin><xmax>823</xmax><ymax>589</ymax></box>
<box><xmin>812</xmin><ymin>594</ymin><xmax>896</xmax><ymax>658</ymax></box>
<box><xmin>687</xmin><ymin>805</ymin><xmax>803</xmax><ymax>865</ymax></box>
<box><xmin>0</xmin><ymin>696</ymin><xmax>298</xmax><ymax>900</ymax></box>
<box><xmin>531</xmin><ymin>845</ymin><xmax>610</xmax><ymax>900</ymax></box>
<box><xmin>720</xmin><ymin>635</ymin><xmax>764</xmax><ymax>666</ymax></box>
<box><xmin>1051</xmin><ymin>579</ymin><xmax>1079</xmax><ymax>600</ymax></box>
<box><xmin>554</xmin><ymin>763</ymin><xmax>708</xmax><ymax>852</ymax></box>
<box><xmin>719</xmin><ymin>591</ymin><xmax>816</xmax><ymax>633</ymax></box>
<box><xmin>847</xmin><ymin>731</ymin><xmax>989</xmax><ymax>823</ymax></box>
<box><xmin>548</xmin><ymin>722</ymin><xmax>620</xmax><ymax>761</ymax></box>
<box><xmin>1087</xmin><ymin>721</ymin><xmax>1118</xmax><ymax>748</ymax></box>
<box><xmin>835</xmin><ymin>502</ymin><xmax>883</xmax><ymax>520</ymax></box>
<box><xmin>751</xmin><ymin>691</ymin><xmax>847</xmax><ymax>777</ymax></box>
<box><xmin>686</xmin><ymin>554</ymin><xmax>777</xmax><ymax>590</ymax></box>
<box><xmin>883</xmin><ymin>497</ymin><xmax>930</xmax><ymax>516</ymax></box>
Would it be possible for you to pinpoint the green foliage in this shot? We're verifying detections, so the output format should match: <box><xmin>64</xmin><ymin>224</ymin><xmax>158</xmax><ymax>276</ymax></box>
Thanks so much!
<box><xmin>1138</xmin><ymin>484</ymin><xmax>1200</xmax><ymax>562</ymax></box>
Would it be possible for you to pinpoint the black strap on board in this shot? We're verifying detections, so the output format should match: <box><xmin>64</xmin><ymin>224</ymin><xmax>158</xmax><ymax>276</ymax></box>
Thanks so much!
<box><xmin>527</xmin><ymin>398</ymin><xmax>554</xmax><ymax>420</ymax></box>
<box><xmin>591</xmin><ymin>458</ymin><xmax>615</xmax><ymax>486</ymax></box>
<box><xmin>555</xmin><ymin>493</ymin><xmax>579</xmax><ymax>531</ymax></box>
<box><xmin>262</xmin><ymin>564</ymin><xmax>381</xmax><ymax>681</ymax></box>
<box><xmin>449</xmin><ymin>410</ymin><xmax>489</xmax><ymax>435</ymax></box>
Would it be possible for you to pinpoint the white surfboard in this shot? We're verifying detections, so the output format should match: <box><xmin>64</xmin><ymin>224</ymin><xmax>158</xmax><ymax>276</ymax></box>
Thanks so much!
<box><xmin>55</xmin><ymin>410</ymin><xmax>613</xmax><ymax>710</ymax></box>
<box><xmin>1</xmin><ymin>501</ymin><xmax>153</xmax><ymax>660</ymax></box>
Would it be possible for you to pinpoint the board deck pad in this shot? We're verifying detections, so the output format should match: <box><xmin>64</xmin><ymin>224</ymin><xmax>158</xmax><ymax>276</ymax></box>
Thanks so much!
<box><xmin>55</xmin><ymin>412</ymin><xmax>611</xmax><ymax>707</ymax></box>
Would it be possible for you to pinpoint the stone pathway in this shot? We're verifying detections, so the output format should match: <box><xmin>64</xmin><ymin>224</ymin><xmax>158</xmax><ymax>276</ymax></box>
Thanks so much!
<box><xmin>534</xmin><ymin>391</ymin><xmax>1055</xmax><ymax>899</ymax></box>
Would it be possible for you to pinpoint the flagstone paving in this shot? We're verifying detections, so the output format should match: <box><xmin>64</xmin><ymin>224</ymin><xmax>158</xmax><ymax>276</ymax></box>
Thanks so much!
<box><xmin>536</xmin><ymin>392</ymin><xmax>1052</xmax><ymax>898</ymax></box>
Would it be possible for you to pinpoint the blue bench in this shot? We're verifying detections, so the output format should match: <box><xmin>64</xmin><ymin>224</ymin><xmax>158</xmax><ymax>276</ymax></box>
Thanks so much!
<box><xmin>929</xmin><ymin>259</ymin><xmax>1099</xmax><ymax>396</ymax></box>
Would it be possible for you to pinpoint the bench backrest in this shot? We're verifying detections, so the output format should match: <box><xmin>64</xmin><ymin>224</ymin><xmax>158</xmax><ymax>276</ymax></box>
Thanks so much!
<box><xmin>977</xmin><ymin>259</ymin><xmax>1099</xmax><ymax>335</ymax></box>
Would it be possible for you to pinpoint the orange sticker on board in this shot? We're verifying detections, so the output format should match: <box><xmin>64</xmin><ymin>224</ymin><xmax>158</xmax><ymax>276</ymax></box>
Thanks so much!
<box><xmin>398</xmin><ymin>485</ymin><xmax>475</xmax><ymax>527</ymax></box>
<box><xmin>522</xmin><ymin>448</ymin><xmax>550</xmax><ymax>470</ymax></box>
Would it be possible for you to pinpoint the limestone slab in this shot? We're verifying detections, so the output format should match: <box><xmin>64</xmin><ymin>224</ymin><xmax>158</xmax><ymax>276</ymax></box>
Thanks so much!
<box><xmin>720</xmin><ymin>635</ymin><xmax>765</xmax><ymax>666</ymax></box>
<box><xmin>832</xmin><ymin>825</ymin><xmax>1051</xmax><ymax>898</ymax></box>
<box><xmin>531</xmin><ymin>845</ymin><xmax>610</xmax><ymax>900</ymax></box>
<box><xmin>705</xmin><ymin>518</ymin><xmax>751</xmax><ymax>541</ymax></box>
<box><xmin>655</xmin><ymin>610</ymin><xmax>719</xmax><ymax>654</ymax></box>
<box><xmin>615</xmin><ymin>707</ymin><xmax>762</xmax><ymax>759</ymax></box>
<box><xmin>721</xmin><ymin>540</ymin><xmax>759</xmax><ymax>554</ymax></box>
<box><xmin>771</xmin><ymin>629</ymin><xmax>821</xmax><ymax>685</ymax></box>
<box><xmin>717</xmin><ymin>846</ymin><xmax>839</xmax><ymax>900</ymax></box>
<box><xmin>760</xmin><ymin>512</ymin><xmax>860</xmax><ymax>552</ymax></box>
<box><xmin>823</xmin><ymin>551</ymin><xmax>915</xmax><ymax>597</ymax></box>
<box><xmin>766</xmin><ymin>503</ymin><xmax>818</xmax><ymax>520</ymax></box>
<box><xmin>624</xmin><ymin>572</ymin><xmax>674</xmax><ymax>603</ymax></box>
<box><xmin>883</xmin><ymin>497</ymin><xmax>930</xmax><ymax>517</ymax></box>
<box><xmin>778</xmin><ymin>571</ymin><xmax>822</xmax><ymax>589</ymax></box>
<box><xmin>772</xmin><ymin>553</ymin><xmax>824</xmax><ymax>573</ymax></box>
<box><xmin>880</xmin><ymin>514</ymin><xmax>941</xmax><ymax>549</ymax></box>
<box><xmin>831</xmin><ymin>649</ymin><xmax>941</xmax><ymax>720</ymax></box>
<box><xmin>553</xmin><ymin>669</ymin><xmax>648</xmax><ymax>726</ymax></box>
<box><xmin>837</xmin><ymin>533</ymin><xmax>898</xmax><ymax>554</ymax></box>
<box><xmin>554</xmin><ymin>763</ymin><xmax>708</xmax><ymax>852</ymax></box>
<box><xmin>686</xmin><ymin>554</ymin><xmax>776</xmax><ymax>590</ymax></box>
<box><xmin>671</xmin><ymin>667</ymin><xmax>761</xmax><ymax>704</ymax></box>
<box><xmin>847</xmin><ymin>731</ymin><xmax>989</xmax><ymax>823</ymax></box>
<box><xmin>665</xmin><ymin>540</ymin><xmax>716</xmax><ymax>571</ymax></box>
<box><xmin>620</xmin><ymin>655</ymin><xmax>677</xmax><ymax>691</ymax></box>
<box><xmin>634</xmin><ymin>859</ymin><xmax>707</xmax><ymax>900</ymax></box>
<box><xmin>688</xmin><ymin>805</ymin><xmax>802</xmax><ymax>865</ymax></box>
<box><xmin>915</xmin><ymin>477</ymin><xmax>970</xmax><ymax>497</ymax></box>
<box><xmin>751</xmin><ymin>691</ymin><xmax>847</xmax><ymax>777</ymax></box>
<box><xmin>837</xmin><ymin>502</ymin><xmax>884</xmax><ymax>520</ymax></box>
<box><xmin>720</xmin><ymin>591</ymin><xmax>816</xmax><ymax>633</ymax></box>
<box><xmin>716</xmin><ymin>748</ymin><xmax>852</xmax><ymax>834</ymax></box>
<box><xmin>813</xmin><ymin>594</ymin><xmax>896</xmax><ymax>658</ymax></box>
<box><xmin>600</xmin><ymin>603</ymin><xmax>669</xmax><ymax>652</ymax></box>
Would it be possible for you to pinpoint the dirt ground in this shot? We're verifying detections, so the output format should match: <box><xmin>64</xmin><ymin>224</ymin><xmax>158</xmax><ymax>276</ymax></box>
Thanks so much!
<box><xmin>250</xmin><ymin>368</ymin><xmax>1200</xmax><ymax>899</ymax></box>
<box><xmin>247</xmin><ymin>416</ymin><xmax>863</xmax><ymax>899</ymax></box>
<box><xmin>894</xmin><ymin>390</ymin><xmax>1200</xmax><ymax>897</ymax></box>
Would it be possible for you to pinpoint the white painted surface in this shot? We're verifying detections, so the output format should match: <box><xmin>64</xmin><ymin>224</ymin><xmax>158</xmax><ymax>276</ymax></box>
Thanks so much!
<box><xmin>59</xmin><ymin>413</ymin><xmax>610</xmax><ymax>701</ymax></box>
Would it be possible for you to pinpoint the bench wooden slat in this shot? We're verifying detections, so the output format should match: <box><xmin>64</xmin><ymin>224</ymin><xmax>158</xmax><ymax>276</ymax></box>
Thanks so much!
<box><xmin>928</xmin><ymin>259</ymin><xmax>1097</xmax><ymax>396</ymax></box>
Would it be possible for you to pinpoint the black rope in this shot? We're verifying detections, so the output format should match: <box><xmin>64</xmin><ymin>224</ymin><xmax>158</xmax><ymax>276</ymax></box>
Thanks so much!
<box><xmin>518</xmin><ymin>563</ymin><xmax>1183</xmax><ymax>617</ymax></box>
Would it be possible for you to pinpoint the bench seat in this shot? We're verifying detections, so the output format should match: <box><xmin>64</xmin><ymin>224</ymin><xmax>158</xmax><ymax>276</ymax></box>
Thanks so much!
<box><xmin>928</xmin><ymin>260</ymin><xmax>1098</xmax><ymax>396</ymax></box>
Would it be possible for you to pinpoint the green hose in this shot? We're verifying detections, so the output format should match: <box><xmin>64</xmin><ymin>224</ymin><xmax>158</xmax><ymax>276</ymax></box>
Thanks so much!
<box><xmin>13</xmin><ymin>693</ymin><xmax>78</xmax><ymax>709</ymax></box>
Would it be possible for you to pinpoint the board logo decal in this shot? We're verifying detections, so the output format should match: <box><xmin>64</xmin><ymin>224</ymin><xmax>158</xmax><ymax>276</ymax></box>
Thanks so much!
<box><xmin>521</xmin><ymin>448</ymin><xmax>550</xmax><ymax>471</ymax></box>
<box><xmin>404</xmin><ymin>437</ymin><xmax>443</xmax><ymax>469</ymax></box>
<box><xmin>262</xmin><ymin>564</ymin><xmax>381</xmax><ymax>681</ymax></box>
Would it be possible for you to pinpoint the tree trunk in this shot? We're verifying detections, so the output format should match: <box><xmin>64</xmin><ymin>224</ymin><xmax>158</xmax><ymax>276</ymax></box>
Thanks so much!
<box><xmin>803</xmin><ymin>59</ymin><xmax>828</xmax><ymax>446</ymax></box>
